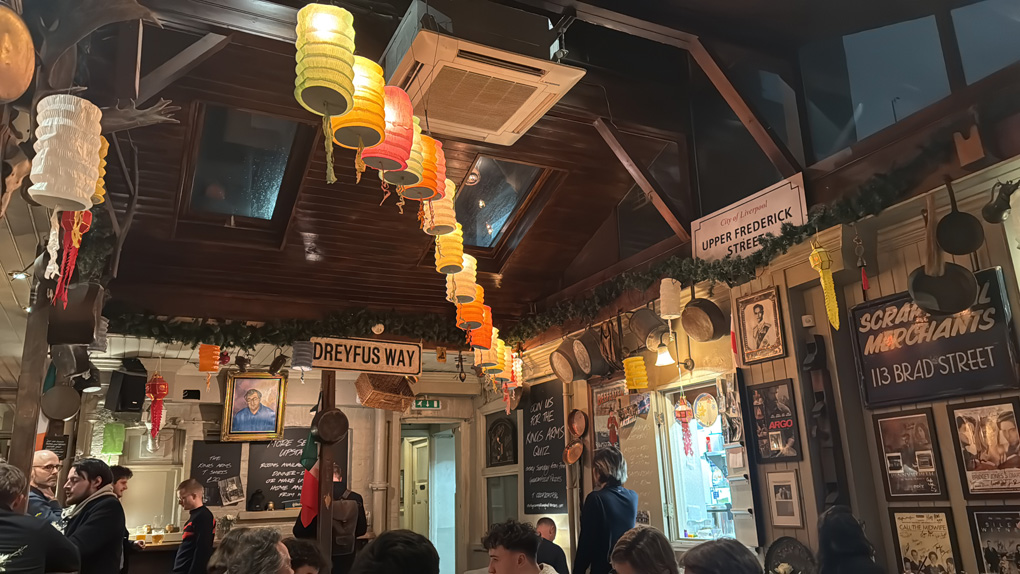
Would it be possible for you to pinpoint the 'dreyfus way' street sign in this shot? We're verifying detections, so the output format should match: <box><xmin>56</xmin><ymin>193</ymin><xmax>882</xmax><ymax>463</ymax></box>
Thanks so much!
<box><xmin>412</xmin><ymin>399</ymin><xmax>441</xmax><ymax>410</ymax></box>
<box><xmin>311</xmin><ymin>337</ymin><xmax>421</xmax><ymax>375</ymax></box>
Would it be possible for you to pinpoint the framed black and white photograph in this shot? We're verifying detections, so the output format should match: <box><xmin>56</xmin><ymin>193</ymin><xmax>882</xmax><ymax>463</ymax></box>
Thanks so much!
<box><xmin>947</xmin><ymin>397</ymin><xmax>1020</xmax><ymax>498</ymax></box>
<box><xmin>889</xmin><ymin>509</ymin><xmax>961</xmax><ymax>574</ymax></box>
<box><xmin>735</xmin><ymin>287</ymin><xmax>786</xmax><ymax>365</ymax></box>
<box><xmin>766</xmin><ymin>470</ymin><xmax>802</xmax><ymax>528</ymax></box>
<box><xmin>747</xmin><ymin>379</ymin><xmax>801</xmax><ymax>464</ymax></box>
<box><xmin>968</xmin><ymin>506</ymin><xmax>1020</xmax><ymax>574</ymax></box>
<box><xmin>486</xmin><ymin>413</ymin><xmax>518</xmax><ymax>468</ymax></box>
<box><xmin>873</xmin><ymin>408</ymin><xmax>947</xmax><ymax>500</ymax></box>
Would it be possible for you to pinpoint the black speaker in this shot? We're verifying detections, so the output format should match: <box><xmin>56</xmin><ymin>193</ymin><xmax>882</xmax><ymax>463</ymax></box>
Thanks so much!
<box><xmin>106</xmin><ymin>365</ymin><xmax>147</xmax><ymax>412</ymax></box>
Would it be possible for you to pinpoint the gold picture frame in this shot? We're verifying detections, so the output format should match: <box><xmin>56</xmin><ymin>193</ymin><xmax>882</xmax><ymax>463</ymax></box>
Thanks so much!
<box><xmin>220</xmin><ymin>371</ymin><xmax>287</xmax><ymax>442</ymax></box>
<box><xmin>735</xmin><ymin>286</ymin><xmax>787</xmax><ymax>365</ymax></box>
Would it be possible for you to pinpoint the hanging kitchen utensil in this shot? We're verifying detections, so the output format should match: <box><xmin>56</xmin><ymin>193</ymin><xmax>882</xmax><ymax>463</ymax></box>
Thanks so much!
<box><xmin>563</xmin><ymin>438</ymin><xmax>584</xmax><ymax>465</ymax></box>
<box><xmin>681</xmin><ymin>284</ymin><xmax>727</xmax><ymax>342</ymax></box>
<box><xmin>572</xmin><ymin>329</ymin><xmax>611</xmax><ymax>377</ymax></box>
<box><xmin>549</xmin><ymin>339</ymin><xmax>583</xmax><ymax>383</ymax></box>
<box><xmin>41</xmin><ymin>385</ymin><xmax>81</xmax><ymax>421</ymax></box>
<box><xmin>311</xmin><ymin>408</ymin><xmax>349</xmax><ymax>444</ymax></box>
<box><xmin>908</xmin><ymin>194</ymin><xmax>978</xmax><ymax>315</ymax></box>
<box><xmin>693</xmin><ymin>393</ymin><xmax>719</xmax><ymax>427</ymax></box>
<box><xmin>0</xmin><ymin>6</ymin><xmax>34</xmax><ymax>104</ymax></box>
<box><xmin>568</xmin><ymin>409</ymin><xmax>589</xmax><ymax>437</ymax></box>
<box><xmin>937</xmin><ymin>176</ymin><xmax>984</xmax><ymax>255</ymax></box>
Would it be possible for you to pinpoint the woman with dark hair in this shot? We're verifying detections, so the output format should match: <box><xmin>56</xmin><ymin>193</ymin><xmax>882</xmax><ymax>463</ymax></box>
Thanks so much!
<box><xmin>208</xmin><ymin>528</ymin><xmax>294</xmax><ymax>574</ymax></box>
<box><xmin>610</xmin><ymin>526</ymin><xmax>678</xmax><ymax>574</ymax></box>
<box><xmin>679</xmin><ymin>538</ymin><xmax>761</xmax><ymax>574</ymax></box>
<box><xmin>817</xmin><ymin>506</ymin><xmax>885</xmax><ymax>574</ymax></box>
<box><xmin>573</xmin><ymin>446</ymin><xmax>638</xmax><ymax>574</ymax></box>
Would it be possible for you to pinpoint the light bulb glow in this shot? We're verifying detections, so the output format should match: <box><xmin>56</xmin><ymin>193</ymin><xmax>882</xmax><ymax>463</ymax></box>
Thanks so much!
<box><xmin>655</xmin><ymin>346</ymin><xmax>674</xmax><ymax>366</ymax></box>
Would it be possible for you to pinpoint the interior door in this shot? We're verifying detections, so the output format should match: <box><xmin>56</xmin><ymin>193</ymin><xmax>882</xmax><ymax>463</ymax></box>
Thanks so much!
<box><xmin>411</xmin><ymin>439</ymin><xmax>430</xmax><ymax>536</ymax></box>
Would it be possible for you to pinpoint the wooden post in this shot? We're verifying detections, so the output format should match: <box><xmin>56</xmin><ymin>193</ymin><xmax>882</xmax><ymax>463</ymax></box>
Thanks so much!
<box><xmin>9</xmin><ymin>277</ymin><xmax>50</xmax><ymax>475</ymax></box>
<box><xmin>317</xmin><ymin>370</ymin><xmax>336</xmax><ymax>564</ymax></box>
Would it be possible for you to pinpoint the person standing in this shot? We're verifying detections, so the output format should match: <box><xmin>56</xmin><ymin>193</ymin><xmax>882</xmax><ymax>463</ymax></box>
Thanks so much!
<box><xmin>27</xmin><ymin>450</ymin><xmax>62</xmax><ymax>526</ymax></box>
<box><xmin>173</xmin><ymin>478</ymin><xmax>216</xmax><ymax>574</ymax></box>
<box><xmin>483</xmin><ymin>520</ymin><xmax>558</xmax><ymax>574</ymax></box>
<box><xmin>816</xmin><ymin>506</ymin><xmax>885</xmax><ymax>574</ymax></box>
<box><xmin>0</xmin><ymin>462</ymin><xmax>81</xmax><ymax>573</ymax></box>
<box><xmin>111</xmin><ymin>465</ymin><xmax>143</xmax><ymax>574</ymax></box>
<box><xmin>293</xmin><ymin>462</ymin><xmax>367</xmax><ymax>574</ymax></box>
<box><xmin>63</xmin><ymin>458</ymin><xmax>125</xmax><ymax>574</ymax></box>
<box><xmin>573</xmin><ymin>447</ymin><xmax>638</xmax><ymax>574</ymax></box>
<box><xmin>535</xmin><ymin>518</ymin><xmax>568</xmax><ymax>574</ymax></box>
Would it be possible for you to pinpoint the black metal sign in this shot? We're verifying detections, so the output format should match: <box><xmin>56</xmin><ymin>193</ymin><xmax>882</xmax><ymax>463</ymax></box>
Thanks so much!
<box><xmin>851</xmin><ymin>268</ymin><xmax>1018</xmax><ymax>408</ymax></box>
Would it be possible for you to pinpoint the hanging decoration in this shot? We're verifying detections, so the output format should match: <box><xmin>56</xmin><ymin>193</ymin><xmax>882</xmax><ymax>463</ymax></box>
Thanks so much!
<box><xmin>292</xmin><ymin>341</ymin><xmax>314</xmax><ymax>383</ymax></box>
<box><xmin>435</xmin><ymin>223</ymin><xmax>464</xmax><ymax>274</ymax></box>
<box><xmin>218</xmin><ymin>351</ymin><xmax>231</xmax><ymax>366</ymax></box>
<box><xmin>623</xmin><ymin>355</ymin><xmax>648</xmax><ymax>390</ymax></box>
<box><xmin>145</xmin><ymin>372</ymin><xmax>169</xmax><ymax>439</ymax></box>
<box><xmin>808</xmin><ymin>241</ymin><xmax>840</xmax><ymax>330</ymax></box>
<box><xmin>423</xmin><ymin>179</ymin><xmax>457</xmax><ymax>236</ymax></box>
<box><xmin>30</xmin><ymin>94</ymin><xmax>103</xmax><ymax>211</ymax></box>
<box><xmin>469</xmin><ymin>305</ymin><xmax>493</xmax><ymax>350</ymax></box>
<box><xmin>404</xmin><ymin>134</ymin><xmax>440</xmax><ymax>200</ymax></box>
<box><xmin>510</xmin><ymin>349</ymin><xmax>523</xmax><ymax>388</ymax></box>
<box><xmin>331</xmin><ymin>55</ymin><xmax>386</xmax><ymax>182</ymax></box>
<box><xmin>446</xmin><ymin>254</ymin><xmax>477</xmax><ymax>303</ymax></box>
<box><xmin>53</xmin><ymin>211</ymin><xmax>93</xmax><ymax>307</ymax></box>
<box><xmin>659</xmin><ymin>278</ymin><xmax>684</xmax><ymax>320</ymax></box>
<box><xmin>456</xmin><ymin>285</ymin><xmax>485</xmax><ymax>331</ymax></box>
<box><xmin>362</xmin><ymin>86</ymin><xmax>413</xmax><ymax>173</ymax></box>
<box><xmin>853</xmin><ymin>224</ymin><xmax>869</xmax><ymax>299</ymax></box>
<box><xmin>382</xmin><ymin>117</ymin><xmax>424</xmax><ymax>187</ymax></box>
<box><xmin>475</xmin><ymin>327</ymin><xmax>499</xmax><ymax>367</ymax></box>
<box><xmin>674</xmin><ymin>397</ymin><xmax>695</xmax><ymax>456</ymax></box>
<box><xmin>198</xmin><ymin>344</ymin><xmax>221</xmax><ymax>388</ymax></box>
<box><xmin>92</xmin><ymin>137</ymin><xmax>109</xmax><ymax>205</ymax></box>
<box><xmin>294</xmin><ymin>4</ymin><xmax>357</xmax><ymax>184</ymax></box>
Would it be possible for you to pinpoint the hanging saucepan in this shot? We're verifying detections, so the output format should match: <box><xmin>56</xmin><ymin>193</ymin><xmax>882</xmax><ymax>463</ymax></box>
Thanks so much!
<box><xmin>568</xmin><ymin>409</ymin><xmax>589</xmax><ymax>437</ymax></box>
<box><xmin>681</xmin><ymin>284</ymin><xmax>728</xmax><ymax>342</ymax></box>
<box><xmin>908</xmin><ymin>194</ymin><xmax>978</xmax><ymax>315</ymax></box>
<box><xmin>311</xmin><ymin>408</ymin><xmax>349</xmax><ymax>445</ymax></box>
<box><xmin>563</xmin><ymin>439</ymin><xmax>584</xmax><ymax>465</ymax></box>
<box><xmin>572</xmin><ymin>329</ymin><xmax>610</xmax><ymax>378</ymax></box>
<box><xmin>0</xmin><ymin>6</ymin><xmax>34</xmax><ymax>104</ymax></box>
<box><xmin>936</xmin><ymin>176</ymin><xmax>984</xmax><ymax>255</ymax></box>
<box><xmin>550</xmin><ymin>339</ymin><xmax>583</xmax><ymax>383</ymax></box>
<box><xmin>41</xmin><ymin>385</ymin><xmax>81</xmax><ymax>421</ymax></box>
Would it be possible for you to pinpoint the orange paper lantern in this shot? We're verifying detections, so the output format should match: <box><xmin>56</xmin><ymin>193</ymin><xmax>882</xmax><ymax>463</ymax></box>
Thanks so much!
<box><xmin>199</xmin><ymin>344</ymin><xmax>221</xmax><ymax>389</ymax></box>
<box><xmin>423</xmin><ymin>179</ymin><xmax>457</xmax><ymax>236</ymax></box>
<box><xmin>456</xmin><ymin>285</ymin><xmax>485</xmax><ymax>331</ymax></box>
<box><xmin>362</xmin><ymin>87</ymin><xmax>413</xmax><ymax>172</ymax></box>
<box><xmin>331</xmin><ymin>56</ymin><xmax>385</xmax><ymax>149</ymax></box>
<box><xmin>469</xmin><ymin>305</ymin><xmax>493</xmax><ymax>350</ymax></box>
<box><xmin>403</xmin><ymin>134</ymin><xmax>439</xmax><ymax>200</ymax></box>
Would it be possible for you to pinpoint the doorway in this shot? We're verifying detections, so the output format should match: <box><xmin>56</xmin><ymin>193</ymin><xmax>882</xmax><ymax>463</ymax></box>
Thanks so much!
<box><xmin>400</xmin><ymin>423</ymin><xmax>458</xmax><ymax>574</ymax></box>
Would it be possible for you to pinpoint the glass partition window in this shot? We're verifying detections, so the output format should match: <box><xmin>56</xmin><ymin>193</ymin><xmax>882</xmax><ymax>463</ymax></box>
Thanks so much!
<box><xmin>455</xmin><ymin>157</ymin><xmax>541</xmax><ymax>248</ymax></box>
<box><xmin>486</xmin><ymin>475</ymin><xmax>519</xmax><ymax>526</ymax></box>
<box><xmin>952</xmin><ymin>0</ymin><xmax>1020</xmax><ymax>84</ymax></box>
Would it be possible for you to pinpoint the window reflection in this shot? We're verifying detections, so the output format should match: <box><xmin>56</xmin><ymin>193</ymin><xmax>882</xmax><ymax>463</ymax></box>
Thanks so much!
<box><xmin>953</xmin><ymin>0</ymin><xmax>1020</xmax><ymax>84</ymax></box>
<box><xmin>455</xmin><ymin>157</ymin><xmax>541</xmax><ymax>248</ymax></box>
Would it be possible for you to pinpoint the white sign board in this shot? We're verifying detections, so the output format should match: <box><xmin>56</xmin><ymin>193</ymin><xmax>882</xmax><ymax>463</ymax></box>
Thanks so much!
<box><xmin>311</xmin><ymin>337</ymin><xmax>422</xmax><ymax>375</ymax></box>
<box><xmin>692</xmin><ymin>173</ymin><xmax>807</xmax><ymax>261</ymax></box>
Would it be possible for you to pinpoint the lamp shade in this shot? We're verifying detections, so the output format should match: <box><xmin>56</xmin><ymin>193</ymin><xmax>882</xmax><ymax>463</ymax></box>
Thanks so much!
<box><xmin>660</xmin><ymin>278</ymin><xmax>684</xmax><ymax>320</ymax></box>
<box><xmin>435</xmin><ymin>223</ymin><xmax>464</xmax><ymax>274</ymax></box>
<box><xmin>362</xmin><ymin>87</ymin><xmax>413</xmax><ymax>171</ymax></box>
<box><xmin>30</xmin><ymin>95</ymin><xmax>102</xmax><ymax>211</ymax></box>
<box><xmin>423</xmin><ymin>179</ymin><xmax>457</xmax><ymax>236</ymax></box>
<box><xmin>331</xmin><ymin>56</ymin><xmax>386</xmax><ymax>149</ymax></box>
<box><xmin>294</xmin><ymin>4</ymin><xmax>356</xmax><ymax>117</ymax></box>
<box><xmin>92</xmin><ymin>136</ymin><xmax>109</xmax><ymax>205</ymax></box>
<box><xmin>198</xmin><ymin>344</ymin><xmax>221</xmax><ymax>373</ymax></box>
<box><xmin>382</xmin><ymin>117</ymin><xmax>423</xmax><ymax>186</ymax></box>
<box><xmin>446</xmin><ymin>254</ymin><xmax>477</xmax><ymax>303</ymax></box>
<box><xmin>624</xmin><ymin>356</ymin><xmax>649</xmax><ymax>390</ymax></box>
<box><xmin>292</xmin><ymin>341</ymin><xmax>314</xmax><ymax>371</ymax></box>
<box><xmin>456</xmin><ymin>285</ymin><xmax>485</xmax><ymax>330</ymax></box>
<box><xmin>403</xmin><ymin>134</ymin><xmax>440</xmax><ymax>200</ymax></box>
<box><xmin>469</xmin><ymin>305</ymin><xmax>493</xmax><ymax>350</ymax></box>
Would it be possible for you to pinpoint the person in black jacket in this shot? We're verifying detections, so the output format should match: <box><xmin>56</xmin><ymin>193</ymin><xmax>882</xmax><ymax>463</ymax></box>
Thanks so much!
<box><xmin>573</xmin><ymin>447</ymin><xmax>638</xmax><ymax>574</ymax></box>
<box><xmin>293</xmin><ymin>463</ymin><xmax>367</xmax><ymax>574</ymax></box>
<box><xmin>817</xmin><ymin>506</ymin><xmax>885</xmax><ymax>574</ymax></box>
<box><xmin>0</xmin><ymin>462</ymin><xmax>81</xmax><ymax>574</ymax></box>
<box><xmin>27</xmin><ymin>450</ymin><xmax>62</xmax><ymax>526</ymax></box>
<box><xmin>535</xmin><ymin>517</ymin><xmax>569</xmax><ymax>574</ymax></box>
<box><xmin>111</xmin><ymin>465</ymin><xmax>142</xmax><ymax>574</ymax></box>
<box><xmin>173</xmin><ymin>478</ymin><xmax>216</xmax><ymax>574</ymax></box>
<box><xmin>63</xmin><ymin>458</ymin><xmax>126</xmax><ymax>574</ymax></box>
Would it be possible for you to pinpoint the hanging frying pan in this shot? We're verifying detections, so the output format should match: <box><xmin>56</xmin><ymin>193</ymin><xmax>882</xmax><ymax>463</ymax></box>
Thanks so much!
<box><xmin>936</xmin><ymin>176</ymin><xmax>984</xmax><ymax>255</ymax></box>
<box><xmin>41</xmin><ymin>385</ymin><xmax>81</xmax><ymax>421</ymax></box>
<box><xmin>568</xmin><ymin>409</ymin><xmax>589</xmax><ymax>437</ymax></box>
<box><xmin>311</xmin><ymin>408</ymin><xmax>349</xmax><ymax>445</ymax></box>
<box><xmin>572</xmin><ymin>329</ymin><xmax>610</xmax><ymax>377</ymax></box>
<box><xmin>0</xmin><ymin>6</ymin><xmax>34</xmax><ymax>104</ymax></box>
<box><xmin>550</xmin><ymin>340</ymin><xmax>583</xmax><ymax>383</ymax></box>
<box><xmin>681</xmin><ymin>284</ymin><xmax>728</xmax><ymax>342</ymax></box>
<box><xmin>563</xmin><ymin>439</ymin><xmax>584</xmax><ymax>465</ymax></box>
<box><xmin>908</xmin><ymin>194</ymin><xmax>978</xmax><ymax>315</ymax></box>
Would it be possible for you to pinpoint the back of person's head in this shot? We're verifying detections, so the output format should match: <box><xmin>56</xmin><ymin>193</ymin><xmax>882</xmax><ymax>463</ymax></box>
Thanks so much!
<box><xmin>536</xmin><ymin>517</ymin><xmax>556</xmax><ymax>539</ymax></box>
<box><xmin>593</xmin><ymin>446</ymin><xmax>627</xmax><ymax>487</ymax></box>
<box><xmin>284</xmin><ymin>538</ymin><xmax>325</xmax><ymax>574</ymax></box>
<box><xmin>110</xmin><ymin>465</ymin><xmax>133</xmax><ymax>482</ymax></box>
<box><xmin>72</xmin><ymin>458</ymin><xmax>113</xmax><ymax>487</ymax></box>
<box><xmin>611</xmin><ymin>526</ymin><xmax>679</xmax><ymax>574</ymax></box>
<box><xmin>208</xmin><ymin>527</ymin><xmax>286</xmax><ymax>574</ymax></box>
<box><xmin>818</xmin><ymin>505</ymin><xmax>874</xmax><ymax>566</ymax></box>
<box><xmin>679</xmin><ymin>538</ymin><xmax>762</xmax><ymax>574</ymax></box>
<box><xmin>0</xmin><ymin>463</ymin><xmax>28</xmax><ymax>513</ymax></box>
<box><xmin>350</xmin><ymin>529</ymin><xmax>439</xmax><ymax>574</ymax></box>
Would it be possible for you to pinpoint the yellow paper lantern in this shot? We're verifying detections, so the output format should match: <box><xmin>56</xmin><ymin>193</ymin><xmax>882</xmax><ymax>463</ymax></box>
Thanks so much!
<box><xmin>294</xmin><ymin>4</ymin><xmax>356</xmax><ymax>117</ymax></box>
<box><xmin>331</xmin><ymin>56</ymin><xmax>385</xmax><ymax>149</ymax></box>
<box><xmin>624</xmin><ymin>356</ymin><xmax>649</xmax><ymax>390</ymax></box>
<box><xmin>403</xmin><ymin>134</ymin><xmax>440</xmax><ymax>200</ymax></box>
<box><xmin>435</xmin><ymin>223</ymin><xmax>464</xmax><ymax>274</ymax></box>
<box><xmin>486</xmin><ymin>338</ymin><xmax>507</xmax><ymax>375</ymax></box>
<box><xmin>382</xmin><ymin>117</ymin><xmax>423</xmax><ymax>187</ymax></box>
<box><xmin>423</xmin><ymin>179</ymin><xmax>457</xmax><ymax>236</ymax></box>
<box><xmin>91</xmin><ymin>136</ymin><xmax>109</xmax><ymax>205</ymax></box>
<box><xmin>446</xmin><ymin>254</ymin><xmax>477</xmax><ymax>303</ymax></box>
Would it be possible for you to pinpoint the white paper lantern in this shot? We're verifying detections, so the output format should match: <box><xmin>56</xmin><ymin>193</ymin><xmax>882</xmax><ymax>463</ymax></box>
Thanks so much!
<box><xmin>29</xmin><ymin>95</ymin><xmax>102</xmax><ymax>211</ymax></box>
<box><xmin>423</xmin><ymin>179</ymin><xmax>457</xmax><ymax>236</ymax></box>
<box><xmin>446</xmin><ymin>254</ymin><xmax>477</xmax><ymax>303</ymax></box>
<box><xmin>660</xmin><ymin>278</ymin><xmax>685</xmax><ymax>320</ymax></box>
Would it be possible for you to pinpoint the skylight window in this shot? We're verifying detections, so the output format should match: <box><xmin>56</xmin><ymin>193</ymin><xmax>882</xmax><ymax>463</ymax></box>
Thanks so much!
<box><xmin>455</xmin><ymin>157</ymin><xmax>541</xmax><ymax>248</ymax></box>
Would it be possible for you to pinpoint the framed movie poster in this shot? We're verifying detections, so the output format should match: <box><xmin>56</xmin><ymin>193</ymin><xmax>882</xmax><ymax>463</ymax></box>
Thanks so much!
<box><xmin>590</xmin><ymin>380</ymin><xmax>627</xmax><ymax>451</ymax></box>
<box><xmin>948</xmin><ymin>398</ymin><xmax>1020</xmax><ymax>498</ymax></box>
<box><xmin>748</xmin><ymin>379</ymin><xmax>802</xmax><ymax>464</ymax></box>
<box><xmin>735</xmin><ymin>287</ymin><xmax>787</xmax><ymax>365</ymax></box>
<box><xmin>766</xmin><ymin>470</ymin><xmax>803</xmax><ymax>528</ymax></box>
<box><xmin>873</xmin><ymin>408</ymin><xmax>946</xmax><ymax>500</ymax></box>
<box><xmin>220</xmin><ymin>371</ymin><xmax>286</xmax><ymax>442</ymax></box>
<box><xmin>889</xmin><ymin>509</ymin><xmax>962</xmax><ymax>574</ymax></box>
<box><xmin>968</xmin><ymin>506</ymin><xmax>1020</xmax><ymax>574</ymax></box>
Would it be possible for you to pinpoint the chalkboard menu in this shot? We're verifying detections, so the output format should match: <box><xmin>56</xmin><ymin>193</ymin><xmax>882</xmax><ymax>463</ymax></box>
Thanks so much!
<box><xmin>523</xmin><ymin>379</ymin><xmax>567</xmax><ymax>514</ymax></box>
<box><xmin>43</xmin><ymin>435</ymin><xmax>69</xmax><ymax>460</ymax></box>
<box><xmin>189</xmin><ymin>441</ymin><xmax>242</xmax><ymax>506</ymax></box>
<box><xmin>247</xmin><ymin>427</ymin><xmax>350</xmax><ymax>510</ymax></box>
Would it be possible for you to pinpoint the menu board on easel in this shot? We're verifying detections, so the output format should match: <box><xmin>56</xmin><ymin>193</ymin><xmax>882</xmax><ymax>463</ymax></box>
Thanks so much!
<box><xmin>523</xmin><ymin>379</ymin><xmax>567</xmax><ymax>514</ymax></box>
<box><xmin>189</xmin><ymin>441</ymin><xmax>242</xmax><ymax>506</ymax></box>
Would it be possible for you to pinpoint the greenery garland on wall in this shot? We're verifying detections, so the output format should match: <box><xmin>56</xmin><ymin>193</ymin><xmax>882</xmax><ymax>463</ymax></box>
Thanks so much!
<box><xmin>97</xmin><ymin>132</ymin><xmax>954</xmax><ymax>349</ymax></box>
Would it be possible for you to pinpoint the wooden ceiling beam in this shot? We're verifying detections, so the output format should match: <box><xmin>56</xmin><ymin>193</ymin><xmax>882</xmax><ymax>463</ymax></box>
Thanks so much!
<box><xmin>140</xmin><ymin>0</ymin><xmax>296</xmax><ymax>42</ymax></box>
<box><xmin>510</xmin><ymin>0</ymin><xmax>693</xmax><ymax>49</ymax></box>
<box><xmin>138</xmin><ymin>32</ymin><xmax>232</xmax><ymax>104</ymax></box>
<box><xmin>594</xmin><ymin>118</ymin><xmax>691</xmax><ymax>242</ymax></box>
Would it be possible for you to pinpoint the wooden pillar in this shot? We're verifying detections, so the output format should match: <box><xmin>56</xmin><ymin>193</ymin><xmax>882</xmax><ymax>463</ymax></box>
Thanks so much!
<box><xmin>318</xmin><ymin>370</ymin><xmax>336</xmax><ymax>563</ymax></box>
<box><xmin>9</xmin><ymin>279</ymin><xmax>50</xmax><ymax>475</ymax></box>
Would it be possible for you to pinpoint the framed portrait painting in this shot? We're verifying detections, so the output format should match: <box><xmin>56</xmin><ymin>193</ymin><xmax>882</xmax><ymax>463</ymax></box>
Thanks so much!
<box><xmin>888</xmin><ymin>509</ymin><xmax>961</xmax><ymax>574</ymax></box>
<box><xmin>947</xmin><ymin>397</ymin><xmax>1020</xmax><ymax>498</ymax></box>
<box><xmin>766</xmin><ymin>470</ymin><xmax>803</xmax><ymax>528</ymax></box>
<box><xmin>747</xmin><ymin>379</ymin><xmax>802</xmax><ymax>464</ymax></box>
<box><xmin>220</xmin><ymin>371</ymin><xmax>287</xmax><ymax>442</ymax></box>
<box><xmin>873</xmin><ymin>408</ymin><xmax>947</xmax><ymax>500</ymax></box>
<box><xmin>735</xmin><ymin>287</ymin><xmax>786</xmax><ymax>364</ymax></box>
<box><xmin>968</xmin><ymin>506</ymin><xmax>1020</xmax><ymax>574</ymax></box>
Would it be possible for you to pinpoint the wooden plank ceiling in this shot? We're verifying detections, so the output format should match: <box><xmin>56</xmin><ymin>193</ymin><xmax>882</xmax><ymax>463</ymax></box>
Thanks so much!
<box><xmin>98</xmin><ymin>27</ymin><xmax>670</xmax><ymax>323</ymax></box>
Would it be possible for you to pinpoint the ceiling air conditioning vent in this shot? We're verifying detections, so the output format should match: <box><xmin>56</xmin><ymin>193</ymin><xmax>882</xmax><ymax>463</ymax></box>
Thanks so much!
<box><xmin>455</xmin><ymin>50</ymin><xmax>547</xmax><ymax>77</ymax></box>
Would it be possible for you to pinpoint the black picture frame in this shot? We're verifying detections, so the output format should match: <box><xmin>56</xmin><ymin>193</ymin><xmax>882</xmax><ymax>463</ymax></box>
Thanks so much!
<box><xmin>888</xmin><ymin>508</ymin><xmax>962</xmax><ymax>574</ymax></box>
<box><xmin>967</xmin><ymin>506</ymin><xmax>1020</xmax><ymax>574</ymax></box>
<box><xmin>735</xmin><ymin>287</ymin><xmax>787</xmax><ymax>365</ymax></box>
<box><xmin>947</xmin><ymin>397</ymin><xmax>1020</xmax><ymax>498</ymax></box>
<box><xmin>873</xmin><ymin>408</ymin><xmax>947</xmax><ymax>501</ymax></box>
<box><xmin>747</xmin><ymin>378</ymin><xmax>802</xmax><ymax>464</ymax></box>
<box><xmin>486</xmin><ymin>413</ymin><xmax>518</xmax><ymax>467</ymax></box>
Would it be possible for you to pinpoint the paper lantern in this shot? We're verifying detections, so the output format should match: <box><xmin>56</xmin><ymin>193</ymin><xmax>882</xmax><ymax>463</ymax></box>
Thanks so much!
<box><xmin>292</xmin><ymin>341</ymin><xmax>314</xmax><ymax>383</ymax></box>
<box><xmin>476</xmin><ymin>327</ymin><xmax>499</xmax><ymax>367</ymax></box>
<box><xmin>432</xmin><ymin>140</ymin><xmax>447</xmax><ymax>199</ymax></box>
<box><xmin>496</xmin><ymin>345</ymin><xmax>514</xmax><ymax>382</ymax></box>
<box><xmin>362</xmin><ymin>87</ymin><xmax>413</xmax><ymax>172</ymax></box>
<box><xmin>660</xmin><ymin>278</ymin><xmax>684</xmax><ymax>320</ymax></box>
<box><xmin>490</xmin><ymin>338</ymin><xmax>507</xmax><ymax>375</ymax></box>
<box><xmin>624</xmin><ymin>356</ymin><xmax>649</xmax><ymax>390</ymax></box>
<box><xmin>294</xmin><ymin>4</ymin><xmax>356</xmax><ymax>117</ymax></box>
<box><xmin>469</xmin><ymin>305</ymin><xmax>493</xmax><ymax>350</ymax></box>
<box><xmin>435</xmin><ymin>223</ymin><xmax>464</xmax><ymax>274</ymax></box>
<box><xmin>199</xmin><ymin>344</ymin><xmax>220</xmax><ymax>388</ymax></box>
<box><xmin>145</xmin><ymin>373</ymin><xmax>169</xmax><ymax>439</ymax></box>
<box><xmin>423</xmin><ymin>179</ymin><xmax>457</xmax><ymax>236</ymax></box>
<box><xmin>456</xmin><ymin>285</ymin><xmax>485</xmax><ymax>331</ymax></box>
<box><xmin>92</xmin><ymin>136</ymin><xmax>109</xmax><ymax>205</ymax></box>
<box><xmin>403</xmin><ymin>134</ymin><xmax>440</xmax><ymax>200</ymax></box>
<box><xmin>508</xmin><ymin>350</ymin><xmax>523</xmax><ymax>389</ymax></box>
<box><xmin>446</xmin><ymin>254</ymin><xmax>476</xmax><ymax>303</ymax></box>
<box><xmin>30</xmin><ymin>95</ymin><xmax>102</xmax><ymax>211</ymax></box>
<box><xmin>382</xmin><ymin>117</ymin><xmax>423</xmax><ymax>186</ymax></box>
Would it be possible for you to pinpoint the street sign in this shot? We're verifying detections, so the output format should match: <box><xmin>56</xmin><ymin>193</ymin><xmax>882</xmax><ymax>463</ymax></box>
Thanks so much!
<box><xmin>412</xmin><ymin>399</ymin><xmax>441</xmax><ymax>410</ymax></box>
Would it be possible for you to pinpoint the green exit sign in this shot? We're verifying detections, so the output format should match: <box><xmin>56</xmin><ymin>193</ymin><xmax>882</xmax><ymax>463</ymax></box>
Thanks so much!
<box><xmin>413</xmin><ymin>399</ymin><xmax>441</xmax><ymax>410</ymax></box>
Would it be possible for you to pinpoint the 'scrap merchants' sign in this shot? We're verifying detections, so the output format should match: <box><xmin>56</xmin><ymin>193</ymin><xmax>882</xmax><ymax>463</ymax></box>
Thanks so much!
<box><xmin>312</xmin><ymin>337</ymin><xmax>421</xmax><ymax>375</ymax></box>
<box><xmin>692</xmin><ymin>173</ymin><xmax>807</xmax><ymax>261</ymax></box>
<box><xmin>850</xmin><ymin>267</ymin><xmax>1018</xmax><ymax>407</ymax></box>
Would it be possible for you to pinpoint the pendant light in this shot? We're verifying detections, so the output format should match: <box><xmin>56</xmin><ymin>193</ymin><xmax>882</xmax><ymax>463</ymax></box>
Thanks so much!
<box><xmin>331</xmin><ymin>55</ymin><xmax>386</xmax><ymax>182</ymax></box>
<box><xmin>382</xmin><ymin>117</ymin><xmax>423</xmax><ymax>187</ymax></box>
<box><xmin>435</xmin><ymin>223</ymin><xmax>464</xmax><ymax>274</ymax></box>
<box><xmin>362</xmin><ymin>86</ymin><xmax>413</xmax><ymax>172</ymax></box>
<box><xmin>423</xmin><ymin>178</ymin><xmax>457</xmax><ymax>236</ymax></box>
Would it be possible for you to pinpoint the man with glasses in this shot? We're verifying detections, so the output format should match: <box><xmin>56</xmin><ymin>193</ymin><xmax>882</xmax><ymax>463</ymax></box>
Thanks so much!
<box><xmin>28</xmin><ymin>450</ymin><xmax>62</xmax><ymax>526</ymax></box>
<box><xmin>0</xmin><ymin>462</ymin><xmax>81</xmax><ymax>573</ymax></box>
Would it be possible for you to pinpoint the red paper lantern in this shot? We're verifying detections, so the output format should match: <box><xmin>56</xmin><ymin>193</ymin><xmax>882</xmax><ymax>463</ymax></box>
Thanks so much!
<box><xmin>362</xmin><ymin>87</ymin><xmax>413</xmax><ymax>172</ymax></box>
<box><xmin>146</xmin><ymin>373</ymin><xmax>169</xmax><ymax>439</ymax></box>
